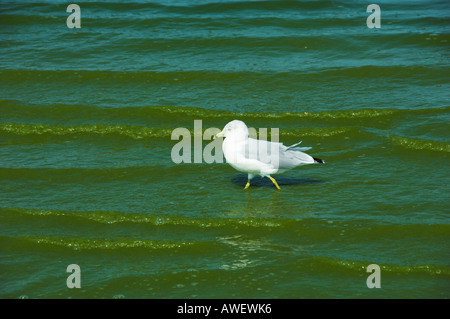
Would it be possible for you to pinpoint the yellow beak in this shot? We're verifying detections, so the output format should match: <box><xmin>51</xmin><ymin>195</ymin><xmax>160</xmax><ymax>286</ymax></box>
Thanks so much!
<box><xmin>213</xmin><ymin>131</ymin><xmax>224</xmax><ymax>140</ymax></box>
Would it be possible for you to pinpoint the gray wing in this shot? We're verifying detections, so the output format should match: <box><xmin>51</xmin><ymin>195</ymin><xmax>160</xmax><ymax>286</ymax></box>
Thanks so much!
<box><xmin>244</xmin><ymin>138</ymin><xmax>315</xmax><ymax>169</ymax></box>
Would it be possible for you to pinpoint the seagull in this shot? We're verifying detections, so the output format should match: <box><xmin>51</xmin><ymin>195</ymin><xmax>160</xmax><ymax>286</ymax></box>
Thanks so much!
<box><xmin>215</xmin><ymin>120</ymin><xmax>324</xmax><ymax>190</ymax></box>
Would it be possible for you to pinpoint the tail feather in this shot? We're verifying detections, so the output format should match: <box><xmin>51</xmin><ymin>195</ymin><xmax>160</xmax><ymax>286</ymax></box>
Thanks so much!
<box><xmin>313</xmin><ymin>157</ymin><xmax>325</xmax><ymax>164</ymax></box>
<box><xmin>287</xmin><ymin>141</ymin><xmax>311</xmax><ymax>152</ymax></box>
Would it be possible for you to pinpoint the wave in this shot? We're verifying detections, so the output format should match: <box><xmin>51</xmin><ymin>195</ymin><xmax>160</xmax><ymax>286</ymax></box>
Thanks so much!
<box><xmin>1</xmin><ymin>98</ymin><xmax>406</xmax><ymax>121</ymax></box>
<box><xmin>3</xmin><ymin>99</ymin><xmax>447</xmax><ymax>124</ymax></box>
<box><xmin>1</xmin><ymin>235</ymin><xmax>195</xmax><ymax>251</ymax></box>
<box><xmin>399</xmin><ymin>16</ymin><xmax>450</xmax><ymax>28</ymax></box>
<box><xmin>5</xmin><ymin>0</ymin><xmax>447</xmax><ymax>16</ymax></box>
<box><xmin>90</xmin><ymin>16</ymin><xmax>369</xmax><ymax>31</ymax></box>
<box><xmin>0</xmin><ymin>121</ymin><xmax>357</xmax><ymax>141</ymax></box>
<box><xmin>310</xmin><ymin>256</ymin><xmax>450</xmax><ymax>276</ymax></box>
<box><xmin>2</xmin><ymin>207</ymin><xmax>449</xmax><ymax>277</ymax></box>
<box><xmin>3</xmin><ymin>236</ymin><xmax>447</xmax><ymax>275</ymax></box>
<box><xmin>87</xmin><ymin>0</ymin><xmax>350</xmax><ymax>13</ymax></box>
<box><xmin>4</xmin><ymin>13</ymin><xmax>448</xmax><ymax>39</ymax></box>
<box><xmin>0</xmin><ymin>207</ymin><xmax>284</xmax><ymax>228</ymax></box>
<box><xmin>3</xmin><ymin>206</ymin><xmax>448</xmax><ymax>233</ymax></box>
<box><xmin>390</xmin><ymin>135</ymin><xmax>450</xmax><ymax>153</ymax></box>
<box><xmin>0</xmin><ymin>123</ymin><xmax>172</xmax><ymax>140</ymax></box>
<box><xmin>111</xmin><ymin>35</ymin><xmax>358</xmax><ymax>54</ymax></box>
<box><xmin>2</xmin><ymin>65</ymin><xmax>447</xmax><ymax>85</ymax></box>
<box><xmin>0</xmin><ymin>14</ymin><xmax>60</xmax><ymax>25</ymax></box>
<box><xmin>0</xmin><ymin>166</ymin><xmax>176</xmax><ymax>181</ymax></box>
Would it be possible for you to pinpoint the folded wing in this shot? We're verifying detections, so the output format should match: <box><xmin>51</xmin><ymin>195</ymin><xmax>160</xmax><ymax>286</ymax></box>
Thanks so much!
<box><xmin>244</xmin><ymin>138</ymin><xmax>315</xmax><ymax>170</ymax></box>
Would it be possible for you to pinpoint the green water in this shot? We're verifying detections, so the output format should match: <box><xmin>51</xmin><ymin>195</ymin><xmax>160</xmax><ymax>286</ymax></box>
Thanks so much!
<box><xmin>1</xmin><ymin>0</ymin><xmax>449</xmax><ymax>299</ymax></box>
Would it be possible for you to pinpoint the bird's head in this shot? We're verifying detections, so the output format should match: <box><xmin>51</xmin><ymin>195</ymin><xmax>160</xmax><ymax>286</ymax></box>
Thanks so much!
<box><xmin>214</xmin><ymin>120</ymin><xmax>249</xmax><ymax>139</ymax></box>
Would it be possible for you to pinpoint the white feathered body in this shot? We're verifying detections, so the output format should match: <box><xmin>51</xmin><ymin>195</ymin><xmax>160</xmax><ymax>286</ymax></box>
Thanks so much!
<box><xmin>222</xmin><ymin>134</ymin><xmax>316</xmax><ymax>177</ymax></box>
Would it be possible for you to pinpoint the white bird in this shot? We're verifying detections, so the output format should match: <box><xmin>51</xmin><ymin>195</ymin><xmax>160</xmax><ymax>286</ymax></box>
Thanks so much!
<box><xmin>215</xmin><ymin>120</ymin><xmax>324</xmax><ymax>190</ymax></box>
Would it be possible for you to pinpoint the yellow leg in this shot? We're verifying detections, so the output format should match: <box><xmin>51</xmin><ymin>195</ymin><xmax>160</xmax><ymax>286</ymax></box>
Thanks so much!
<box><xmin>244</xmin><ymin>180</ymin><xmax>250</xmax><ymax>189</ymax></box>
<box><xmin>268</xmin><ymin>176</ymin><xmax>281</xmax><ymax>190</ymax></box>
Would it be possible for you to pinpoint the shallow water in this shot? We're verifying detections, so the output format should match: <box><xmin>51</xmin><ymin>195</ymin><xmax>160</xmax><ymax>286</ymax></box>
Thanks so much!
<box><xmin>0</xmin><ymin>0</ymin><xmax>449</xmax><ymax>299</ymax></box>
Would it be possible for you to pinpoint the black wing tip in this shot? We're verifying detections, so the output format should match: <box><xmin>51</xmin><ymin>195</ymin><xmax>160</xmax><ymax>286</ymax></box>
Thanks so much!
<box><xmin>313</xmin><ymin>157</ymin><xmax>325</xmax><ymax>164</ymax></box>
